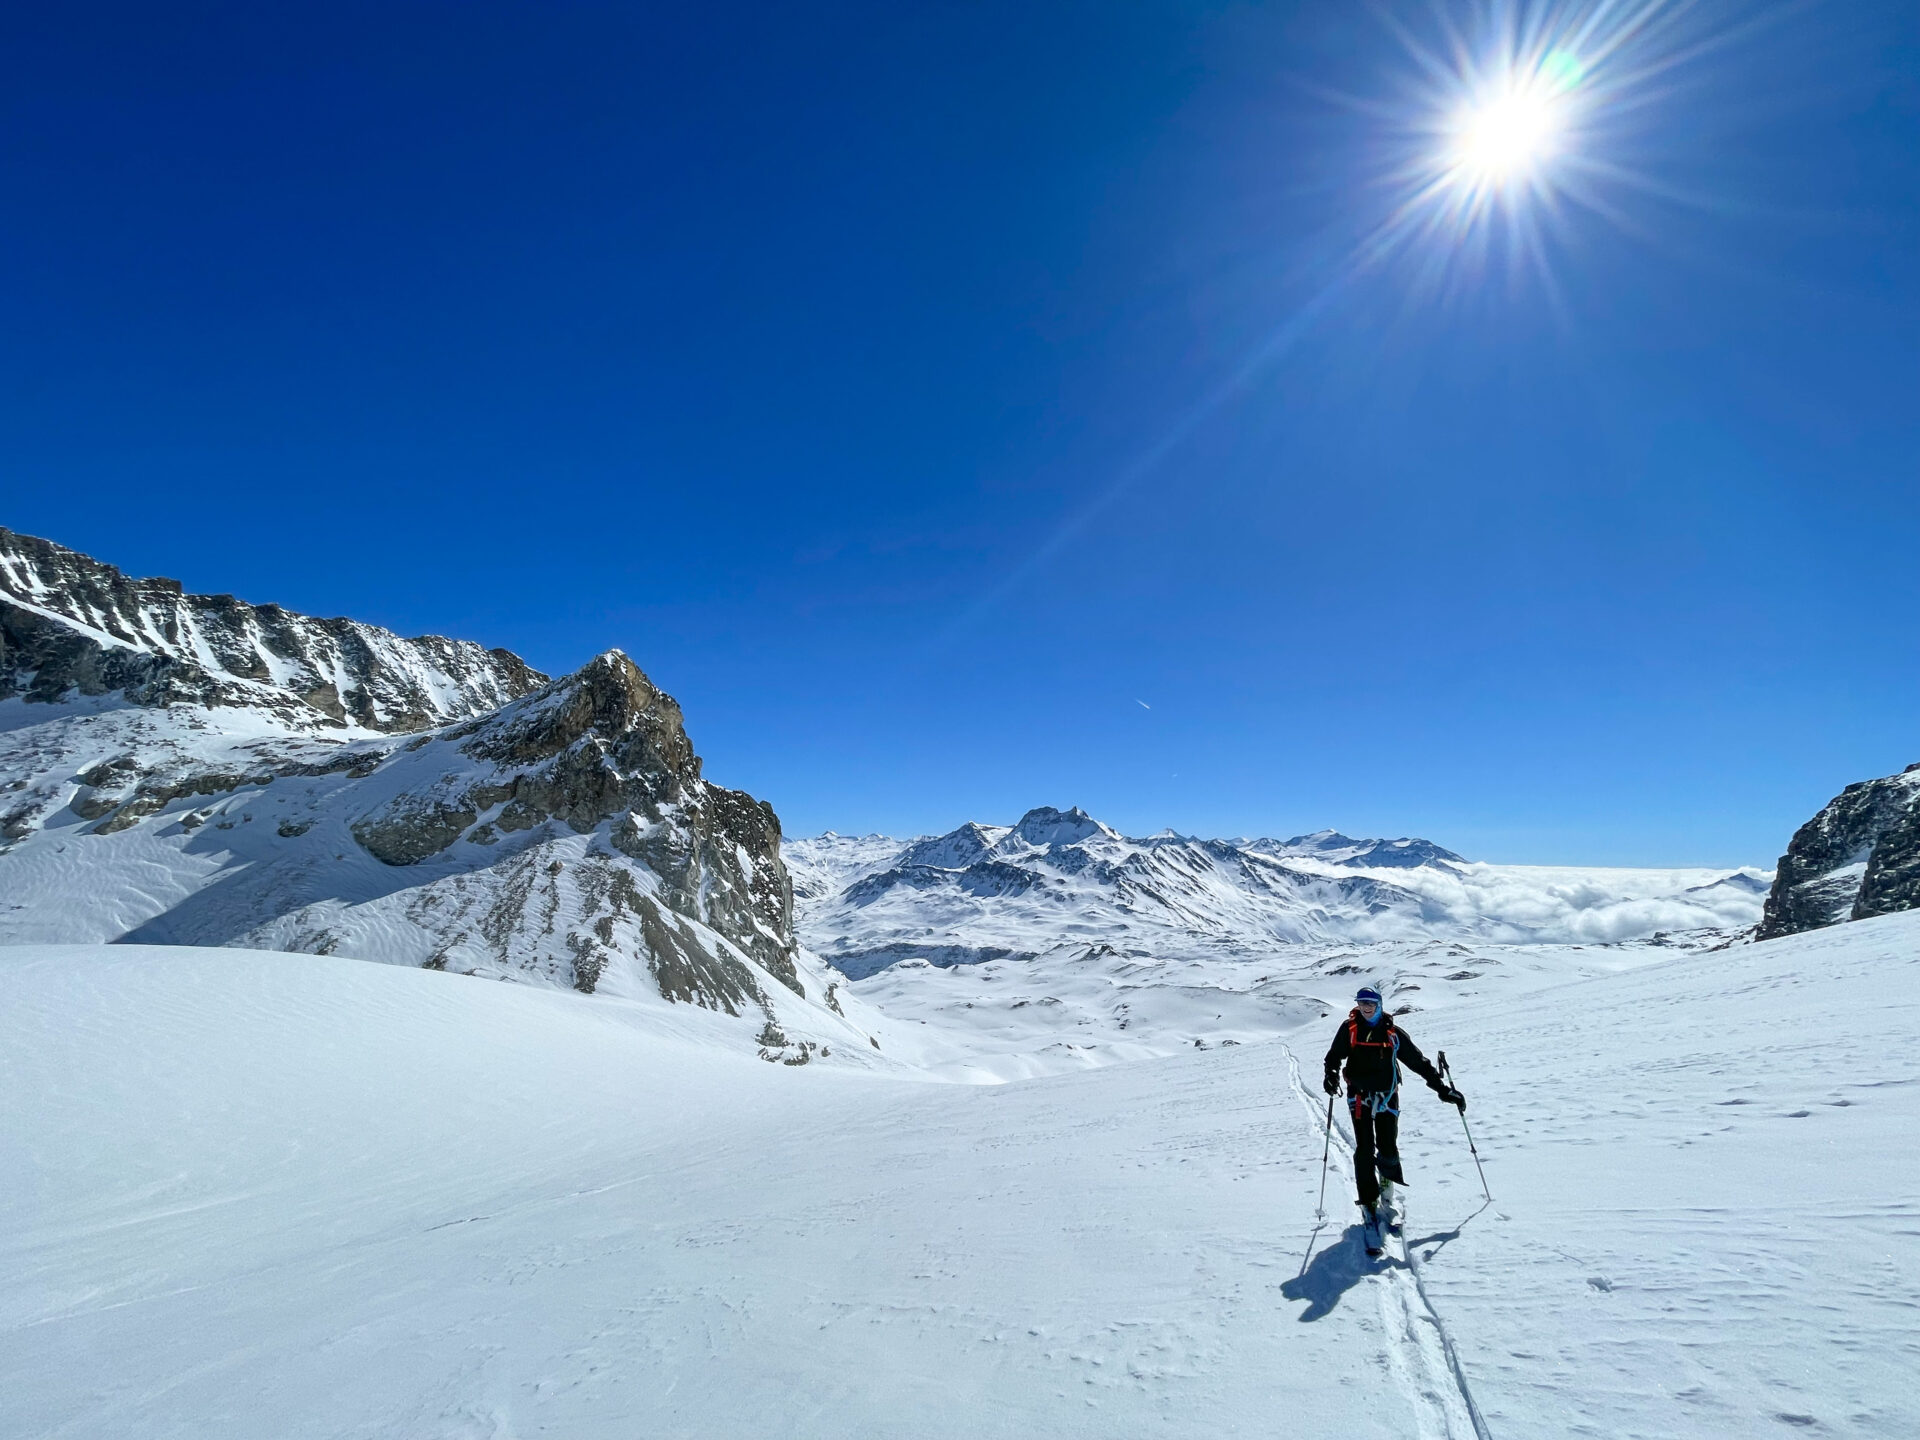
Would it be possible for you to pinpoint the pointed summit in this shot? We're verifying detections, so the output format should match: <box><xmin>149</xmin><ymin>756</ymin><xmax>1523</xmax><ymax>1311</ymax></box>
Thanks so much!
<box><xmin>465</xmin><ymin>649</ymin><xmax>698</xmax><ymax>779</ymax></box>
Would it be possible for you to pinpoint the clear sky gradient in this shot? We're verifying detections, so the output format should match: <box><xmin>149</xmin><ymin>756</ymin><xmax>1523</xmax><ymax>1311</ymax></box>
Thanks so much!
<box><xmin>3</xmin><ymin>2</ymin><xmax>1916</xmax><ymax>863</ymax></box>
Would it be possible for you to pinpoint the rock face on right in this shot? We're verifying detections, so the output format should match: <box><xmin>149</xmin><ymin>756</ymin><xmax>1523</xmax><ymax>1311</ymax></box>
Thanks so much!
<box><xmin>1758</xmin><ymin>764</ymin><xmax>1920</xmax><ymax>940</ymax></box>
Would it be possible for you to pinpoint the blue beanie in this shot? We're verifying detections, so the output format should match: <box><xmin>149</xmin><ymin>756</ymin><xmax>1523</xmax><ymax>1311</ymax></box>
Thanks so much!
<box><xmin>1356</xmin><ymin>986</ymin><xmax>1383</xmax><ymax>1008</ymax></box>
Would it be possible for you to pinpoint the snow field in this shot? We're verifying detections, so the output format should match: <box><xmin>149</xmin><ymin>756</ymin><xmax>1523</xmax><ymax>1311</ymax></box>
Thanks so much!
<box><xmin>6</xmin><ymin>910</ymin><xmax>1917</xmax><ymax>1438</ymax></box>
<box><xmin>2</xmin><ymin>946</ymin><xmax>1432</xmax><ymax>1439</ymax></box>
<box><xmin>846</xmin><ymin>929</ymin><xmax>1741</xmax><ymax>1080</ymax></box>
<box><xmin>1362</xmin><ymin>911</ymin><xmax>1920</xmax><ymax>1438</ymax></box>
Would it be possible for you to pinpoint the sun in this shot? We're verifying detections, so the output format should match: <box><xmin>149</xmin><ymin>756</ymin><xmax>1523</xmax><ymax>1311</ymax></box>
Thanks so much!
<box><xmin>1452</xmin><ymin>85</ymin><xmax>1563</xmax><ymax>183</ymax></box>
<box><xmin>1286</xmin><ymin>4</ymin><xmax>1733</xmax><ymax>305</ymax></box>
<box><xmin>1444</xmin><ymin>48</ymin><xmax>1585</xmax><ymax>194</ymax></box>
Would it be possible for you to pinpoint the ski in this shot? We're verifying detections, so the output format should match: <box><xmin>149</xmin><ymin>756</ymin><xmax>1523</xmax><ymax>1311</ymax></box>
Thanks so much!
<box><xmin>1362</xmin><ymin>1206</ymin><xmax>1386</xmax><ymax>1258</ymax></box>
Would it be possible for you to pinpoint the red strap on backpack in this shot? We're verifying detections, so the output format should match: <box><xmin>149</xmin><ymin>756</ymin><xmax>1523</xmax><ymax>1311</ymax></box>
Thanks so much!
<box><xmin>1347</xmin><ymin>1009</ymin><xmax>1395</xmax><ymax>1049</ymax></box>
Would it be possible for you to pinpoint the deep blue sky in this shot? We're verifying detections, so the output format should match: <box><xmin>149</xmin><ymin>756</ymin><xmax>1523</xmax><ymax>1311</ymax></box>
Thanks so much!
<box><xmin>3</xmin><ymin>2</ymin><xmax>1916</xmax><ymax>863</ymax></box>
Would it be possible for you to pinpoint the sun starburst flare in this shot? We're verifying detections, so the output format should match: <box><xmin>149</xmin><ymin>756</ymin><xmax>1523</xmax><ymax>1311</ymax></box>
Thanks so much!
<box><xmin>1453</xmin><ymin>79</ymin><xmax>1564</xmax><ymax>183</ymax></box>
<box><xmin>1344</xmin><ymin>1</ymin><xmax>1725</xmax><ymax>295</ymax></box>
<box><xmin>1438</xmin><ymin>45</ymin><xmax>1587</xmax><ymax>208</ymax></box>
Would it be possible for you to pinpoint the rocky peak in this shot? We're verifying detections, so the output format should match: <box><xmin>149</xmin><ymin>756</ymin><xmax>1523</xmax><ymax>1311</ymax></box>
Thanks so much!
<box><xmin>1282</xmin><ymin>828</ymin><xmax>1349</xmax><ymax>849</ymax></box>
<box><xmin>896</xmin><ymin>821</ymin><xmax>1010</xmax><ymax>870</ymax></box>
<box><xmin>0</xmin><ymin>527</ymin><xmax>544</xmax><ymax>732</ymax></box>
<box><xmin>348</xmin><ymin>648</ymin><xmax>800</xmax><ymax>994</ymax></box>
<box><xmin>462</xmin><ymin>649</ymin><xmax>697</xmax><ymax>777</ymax></box>
<box><xmin>1758</xmin><ymin>765</ymin><xmax>1920</xmax><ymax>939</ymax></box>
<box><xmin>1009</xmin><ymin>806</ymin><xmax>1116</xmax><ymax>850</ymax></box>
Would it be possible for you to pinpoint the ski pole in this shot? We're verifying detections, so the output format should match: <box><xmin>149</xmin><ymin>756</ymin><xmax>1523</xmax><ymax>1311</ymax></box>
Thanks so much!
<box><xmin>1438</xmin><ymin>1050</ymin><xmax>1492</xmax><ymax>1202</ymax></box>
<box><xmin>1314</xmin><ymin>1092</ymin><xmax>1335</xmax><ymax>1221</ymax></box>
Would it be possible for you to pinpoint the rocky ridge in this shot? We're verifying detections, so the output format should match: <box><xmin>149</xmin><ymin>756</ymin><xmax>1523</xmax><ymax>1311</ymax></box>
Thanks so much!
<box><xmin>1</xmin><ymin>527</ymin><xmax>544</xmax><ymax>731</ymax></box>
<box><xmin>314</xmin><ymin>649</ymin><xmax>800</xmax><ymax>998</ymax></box>
<box><xmin>1757</xmin><ymin>762</ymin><xmax>1920</xmax><ymax>940</ymax></box>
<box><xmin>0</xmin><ymin>530</ymin><xmax>869</xmax><ymax>1059</ymax></box>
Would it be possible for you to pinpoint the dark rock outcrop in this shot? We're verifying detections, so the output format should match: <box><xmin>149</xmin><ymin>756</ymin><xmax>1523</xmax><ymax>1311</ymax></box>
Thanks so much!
<box><xmin>0</xmin><ymin>527</ymin><xmax>544</xmax><ymax>730</ymax></box>
<box><xmin>347</xmin><ymin>650</ymin><xmax>802</xmax><ymax>993</ymax></box>
<box><xmin>1758</xmin><ymin>764</ymin><xmax>1920</xmax><ymax>940</ymax></box>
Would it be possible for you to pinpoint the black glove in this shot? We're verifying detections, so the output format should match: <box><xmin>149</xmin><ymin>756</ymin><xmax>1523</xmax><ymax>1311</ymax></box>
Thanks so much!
<box><xmin>1323</xmin><ymin>1073</ymin><xmax>1340</xmax><ymax>1097</ymax></box>
<box><xmin>1440</xmin><ymin>1086</ymin><xmax>1466</xmax><ymax>1112</ymax></box>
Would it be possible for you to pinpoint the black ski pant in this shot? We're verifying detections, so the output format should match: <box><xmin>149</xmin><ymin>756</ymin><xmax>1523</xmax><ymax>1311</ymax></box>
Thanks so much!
<box><xmin>1349</xmin><ymin>1096</ymin><xmax>1406</xmax><ymax>1211</ymax></box>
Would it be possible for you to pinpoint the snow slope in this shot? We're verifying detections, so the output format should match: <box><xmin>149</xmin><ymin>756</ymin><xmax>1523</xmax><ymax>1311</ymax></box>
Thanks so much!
<box><xmin>1359</xmin><ymin>910</ymin><xmax>1920</xmax><ymax>1437</ymax></box>
<box><xmin>790</xmin><ymin>812</ymin><xmax>1770</xmax><ymax>980</ymax></box>
<box><xmin>7</xmin><ymin>912</ymin><xmax>1916</xmax><ymax>1438</ymax></box>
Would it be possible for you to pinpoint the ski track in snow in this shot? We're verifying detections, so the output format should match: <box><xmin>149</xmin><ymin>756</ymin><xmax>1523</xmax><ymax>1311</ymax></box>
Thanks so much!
<box><xmin>1284</xmin><ymin>1048</ymin><xmax>1493</xmax><ymax>1440</ymax></box>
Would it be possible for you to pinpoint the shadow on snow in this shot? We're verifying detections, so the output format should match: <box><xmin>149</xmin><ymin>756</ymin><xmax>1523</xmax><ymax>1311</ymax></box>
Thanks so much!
<box><xmin>1281</xmin><ymin>1200</ymin><xmax>1493</xmax><ymax>1322</ymax></box>
<box><xmin>1281</xmin><ymin>1223</ymin><xmax>1389</xmax><ymax>1321</ymax></box>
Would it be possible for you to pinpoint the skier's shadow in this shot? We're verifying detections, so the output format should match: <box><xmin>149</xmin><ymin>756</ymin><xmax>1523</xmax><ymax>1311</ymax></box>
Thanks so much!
<box><xmin>1281</xmin><ymin>1224</ymin><xmax>1392</xmax><ymax>1322</ymax></box>
<box><xmin>1404</xmin><ymin>1200</ymin><xmax>1492</xmax><ymax>1264</ymax></box>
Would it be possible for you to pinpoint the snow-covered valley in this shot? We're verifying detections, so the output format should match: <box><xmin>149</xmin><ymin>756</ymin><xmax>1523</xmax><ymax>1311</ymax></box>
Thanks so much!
<box><xmin>6</xmin><ymin>912</ymin><xmax>1916</xmax><ymax>1438</ymax></box>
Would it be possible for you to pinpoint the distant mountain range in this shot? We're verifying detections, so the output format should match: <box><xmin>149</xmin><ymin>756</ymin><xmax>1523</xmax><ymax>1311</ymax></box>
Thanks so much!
<box><xmin>787</xmin><ymin>807</ymin><xmax>1769</xmax><ymax>979</ymax></box>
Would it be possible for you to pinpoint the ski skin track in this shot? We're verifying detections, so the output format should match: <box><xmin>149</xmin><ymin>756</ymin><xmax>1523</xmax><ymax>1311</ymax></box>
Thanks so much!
<box><xmin>1285</xmin><ymin>1047</ymin><xmax>1494</xmax><ymax>1440</ymax></box>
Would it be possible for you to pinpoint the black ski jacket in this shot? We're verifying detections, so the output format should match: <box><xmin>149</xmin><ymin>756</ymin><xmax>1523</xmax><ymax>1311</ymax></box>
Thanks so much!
<box><xmin>1323</xmin><ymin>1010</ymin><xmax>1448</xmax><ymax>1104</ymax></box>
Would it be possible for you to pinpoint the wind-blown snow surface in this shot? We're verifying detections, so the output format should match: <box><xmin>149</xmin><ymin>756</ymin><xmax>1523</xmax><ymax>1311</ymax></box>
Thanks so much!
<box><xmin>7</xmin><ymin>914</ymin><xmax>1916</xmax><ymax>1438</ymax></box>
<box><xmin>789</xmin><ymin>818</ymin><xmax>1771</xmax><ymax>981</ymax></box>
